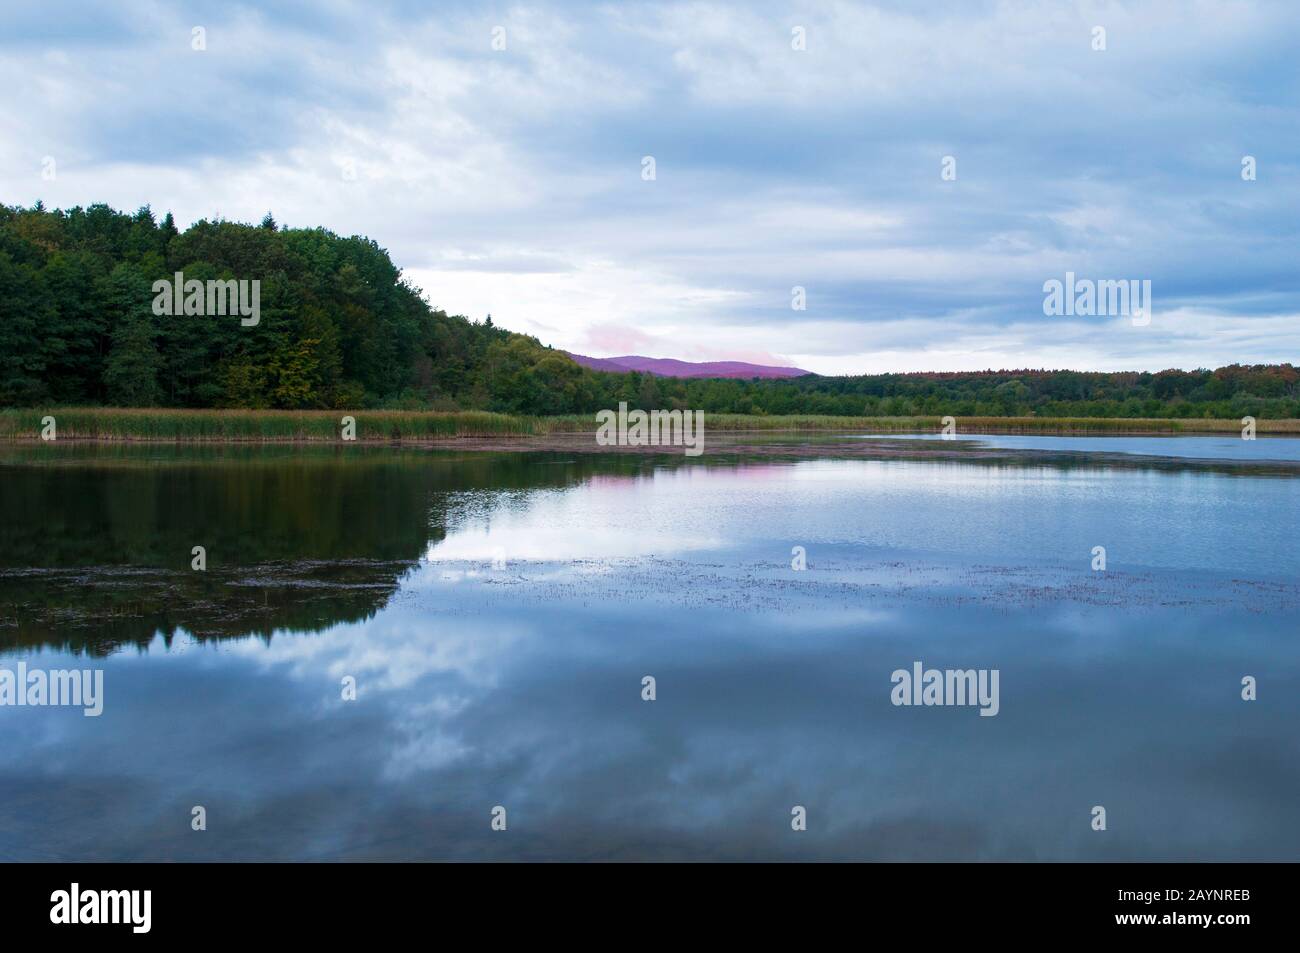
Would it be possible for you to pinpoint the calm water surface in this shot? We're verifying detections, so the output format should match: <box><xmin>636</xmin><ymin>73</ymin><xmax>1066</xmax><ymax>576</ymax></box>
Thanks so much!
<box><xmin>857</xmin><ymin>431</ymin><xmax>1300</xmax><ymax>461</ymax></box>
<box><xmin>2</xmin><ymin>442</ymin><xmax>1297</xmax><ymax>860</ymax></box>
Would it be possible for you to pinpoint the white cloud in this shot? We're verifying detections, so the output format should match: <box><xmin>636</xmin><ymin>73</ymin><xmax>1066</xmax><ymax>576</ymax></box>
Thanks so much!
<box><xmin>3</xmin><ymin>0</ymin><xmax>1297</xmax><ymax>374</ymax></box>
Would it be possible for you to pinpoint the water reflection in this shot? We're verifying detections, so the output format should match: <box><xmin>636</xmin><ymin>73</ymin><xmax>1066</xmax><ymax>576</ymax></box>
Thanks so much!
<box><xmin>0</xmin><ymin>445</ymin><xmax>658</xmax><ymax>654</ymax></box>
<box><xmin>2</xmin><ymin>444</ymin><xmax>1298</xmax><ymax>860</ymax></box>
<box><xmin>857</xmin><ymin>431</ymin><xmax>1300</xmax><ymax>462</ymax></box>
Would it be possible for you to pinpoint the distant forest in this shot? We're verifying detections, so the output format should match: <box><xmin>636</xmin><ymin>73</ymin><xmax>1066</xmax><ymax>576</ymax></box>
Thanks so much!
<box><xmin>2</xmin><ymin>201</ymin><xmax>1297</xmax><ymax>418</ymax></box>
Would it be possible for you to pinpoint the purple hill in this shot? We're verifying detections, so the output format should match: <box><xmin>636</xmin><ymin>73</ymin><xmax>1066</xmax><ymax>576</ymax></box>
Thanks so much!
<box><xmin>566</xmin><ymin>353</ymin><xmax>810</xmax><ymax>379</ymax></box>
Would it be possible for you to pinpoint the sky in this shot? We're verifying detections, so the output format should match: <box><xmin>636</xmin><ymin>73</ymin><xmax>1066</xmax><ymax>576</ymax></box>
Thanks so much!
<box><xmin>2</xmin><ymin>0</ymin><xmax>1297</xmax><ymax>375</ymax></box>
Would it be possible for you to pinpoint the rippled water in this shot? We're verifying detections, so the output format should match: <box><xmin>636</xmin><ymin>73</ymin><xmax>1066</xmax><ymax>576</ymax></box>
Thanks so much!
<box><xmin>2</xmin><ymin>442</ymin><xmax>1297</xmax><ymax>860</ymax></box>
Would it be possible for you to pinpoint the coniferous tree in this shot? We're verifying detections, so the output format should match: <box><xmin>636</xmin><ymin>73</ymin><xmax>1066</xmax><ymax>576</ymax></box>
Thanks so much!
<box><xmin>102</xmin><ymin>263</ymin><xmax>162</xmax><ymax>406</ymax></box>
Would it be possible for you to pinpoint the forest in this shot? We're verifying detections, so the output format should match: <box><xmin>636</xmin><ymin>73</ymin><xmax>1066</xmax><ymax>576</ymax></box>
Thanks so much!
<box><xmin>2</xmin><ymin>201</ymin><xmax>1297</xmax><ymax>419</ymax></box>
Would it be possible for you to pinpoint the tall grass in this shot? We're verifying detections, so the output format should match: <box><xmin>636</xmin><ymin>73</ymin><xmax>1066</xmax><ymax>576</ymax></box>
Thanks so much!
<box><xmin>0</xmin><ymin>408</ymin><xmax>546</xmax><ymax>441</ymax></box>
<box><xmin>545</xmin><ymin>413</ymin><xmax>1300</xmax><ymax>434</ymax></box>
<box><xmin>3</xmin><ymin>408</ymin><xmax>1298</xmax><ymax>441</ymax></box>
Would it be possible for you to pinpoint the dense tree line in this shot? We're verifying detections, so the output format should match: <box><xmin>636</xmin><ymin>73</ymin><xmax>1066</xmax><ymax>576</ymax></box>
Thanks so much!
<box><xmin>0</xmin><ymin>202</ymin><xmax>587</xmax><ymax>413</ymax></box>
<box><xmin>661</xmin><ymin>364</ymin><xmax>1300</xmax><ymax>419</ymax></box>
<box><xmin>2</xmin><ymin>202</ymin><xmax>1297</xmax><ymax>418</ymax></box>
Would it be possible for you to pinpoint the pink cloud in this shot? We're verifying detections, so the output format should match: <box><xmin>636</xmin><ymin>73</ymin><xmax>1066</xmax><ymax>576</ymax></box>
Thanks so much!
<box><xmin>583</xmin><ymin>323</ymin><xmax>660</xmax><ymax>355</ymax></box>
<box><xmin>581</xmin><ymin>323</ymin><xmax>795</xmax><ymax>367</ymax></box>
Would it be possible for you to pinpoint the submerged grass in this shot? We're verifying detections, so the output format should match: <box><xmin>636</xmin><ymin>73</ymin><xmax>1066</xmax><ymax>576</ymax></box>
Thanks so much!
<box><xmin>2</xmin><ymin>407</ymin><xmax>1298</xmax><ymax>441</ymax></box>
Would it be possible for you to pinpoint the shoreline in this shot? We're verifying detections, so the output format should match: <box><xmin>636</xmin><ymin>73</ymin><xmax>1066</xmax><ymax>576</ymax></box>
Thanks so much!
<box><xmin>3</xmin><ymin>408</ymin><xmax>1298</xmax><ymax>441</ymax></box>
<box><xmin>4</xmin><ymin>423</ymin><xmax>1295</xmax><ymax>441</ymax></box>
<box><xmin>6</xmin><ymin>429</ymin><xmax>1300</xmax><ymax>474</ymax></box>
<box><xmin>4</xmin><ymin>409</ymin><xmax>1299</xmax><ymax>472</ymax></box>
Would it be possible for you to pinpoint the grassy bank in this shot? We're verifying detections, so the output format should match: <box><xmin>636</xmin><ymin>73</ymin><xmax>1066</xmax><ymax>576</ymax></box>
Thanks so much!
<box><xmin>0</xmin><ymin>408</ymin><xmax>547</xmax><ymax>441</ymax></box>
<box><xmin>547</xmin><ymin>413</ymin><xmax>1300</xmax><ymax>435</ymax></box>
<box><xmin>2</xmin><ymin>408</ymin><xmax>1297</xmax><ymax>442</ymax></box>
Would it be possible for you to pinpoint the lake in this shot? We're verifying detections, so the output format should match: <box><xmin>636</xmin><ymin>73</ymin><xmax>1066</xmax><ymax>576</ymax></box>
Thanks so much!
<box><xmin>2</xmin><ymin>439</ymin><xmax>1298</xmax><ymax>860</ymax></box>
<box><xmin>855</xmin><ymin>431</ymin><xmax>1300</xmax><ymax>462</ymax></box>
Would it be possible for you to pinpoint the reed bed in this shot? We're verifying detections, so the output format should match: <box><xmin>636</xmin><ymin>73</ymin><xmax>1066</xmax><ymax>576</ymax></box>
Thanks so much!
<box><xmin>0</xmin><ymin>408</ymin><xmax>546</xmax><ymax>441</ymax></box>
<box><xmin>545</xmin><ymin>413</ymin><xmax>1300</xmax><ymax>435</ymax></box>
<box><xmin>2</xmin><ymin>408</ymin><xmax>1298</xmax><ymax>441</ymax></box>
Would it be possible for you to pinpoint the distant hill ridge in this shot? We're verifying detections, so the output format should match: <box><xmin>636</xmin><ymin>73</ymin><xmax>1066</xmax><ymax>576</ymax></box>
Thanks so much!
<box><xmin>566</xmin><ymin>353</ymin><xmax>810</xmax><ymax>379</ymax></box>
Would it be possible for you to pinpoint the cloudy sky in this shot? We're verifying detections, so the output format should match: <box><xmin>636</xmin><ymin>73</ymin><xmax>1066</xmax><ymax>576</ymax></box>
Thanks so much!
<box><xmin>3</xmin><ymin>1</ymin><xmax>1297</xmax><ymax>374</ymax></box>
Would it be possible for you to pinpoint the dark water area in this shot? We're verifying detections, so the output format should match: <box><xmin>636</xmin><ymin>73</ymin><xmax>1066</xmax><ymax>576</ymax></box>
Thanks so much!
<box><xmin>2</xmin><ymin>442</ymin><xmax>1297</xmax><ymax>860</ymax></box>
